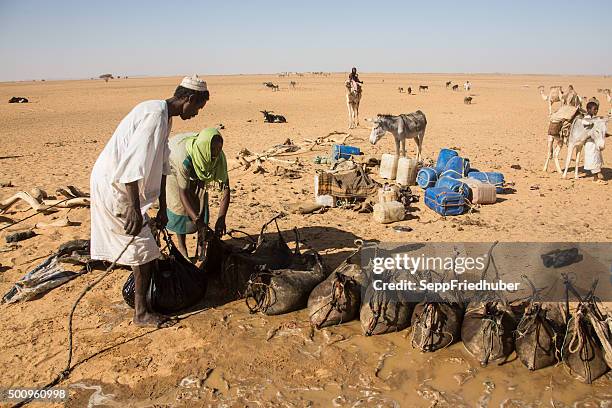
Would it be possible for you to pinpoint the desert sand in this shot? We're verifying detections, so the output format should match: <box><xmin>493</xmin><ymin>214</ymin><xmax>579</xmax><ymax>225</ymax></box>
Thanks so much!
<box><xmin>1</xmin><ymin>73</ymin><xmax>611</xmax><ymax>407</ymax></box>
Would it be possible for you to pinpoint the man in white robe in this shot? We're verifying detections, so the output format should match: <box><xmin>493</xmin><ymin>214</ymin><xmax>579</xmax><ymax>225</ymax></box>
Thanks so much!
<box><xmin>582</xmin><ymin>101</ymin><xmax>605</xmax><ymax>183</ymax></box>
<box><xmin>90</xmin><ymin>75</ymin><xmax>209</xmax><ymax>327</ymax></box>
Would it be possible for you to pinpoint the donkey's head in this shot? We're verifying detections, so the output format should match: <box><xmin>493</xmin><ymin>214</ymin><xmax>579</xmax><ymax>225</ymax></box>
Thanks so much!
<box><xmin>368</xmin><ymin>115</ymin><xmax>391</xmax><ymax>145</ymax></box>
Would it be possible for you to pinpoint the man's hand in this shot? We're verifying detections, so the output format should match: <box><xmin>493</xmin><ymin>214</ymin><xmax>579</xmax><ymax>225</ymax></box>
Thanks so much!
<box><xmin>214</xmin><ymin>215</ymin><xmax>226</xmax><ymax>236</ymax></box>
<box><xmin>155</xmin><ymin>209</ymin><xmax>168</xmax><ymax>229</ymax></box>
<box><xmin>124</xmin><ymin>206</ymin><xmax>144</xmax><ymax>236</ymax></box>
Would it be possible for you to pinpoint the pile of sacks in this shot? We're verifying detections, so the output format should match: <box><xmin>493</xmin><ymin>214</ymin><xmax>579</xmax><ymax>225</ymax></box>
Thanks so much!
<box><xmin>307</xmin><ymin>245</ymin><xmax>612</xmax><ymax>384</ymax></box>
<box><xmin>416</xmin><ymin>148</ymin><xmax>506</xmax><ymax>216</ymax></box>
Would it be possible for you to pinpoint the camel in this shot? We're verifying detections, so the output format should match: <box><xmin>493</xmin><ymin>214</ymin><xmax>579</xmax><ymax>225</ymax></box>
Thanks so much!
<box><xmin>366</xmin><ymin>111</ymin><xmax>427</xmax><ymax>161</ymax></box>
<box><xmin>543</xmin><ymin>105</ymin><xmax>580</xmax><ymax>173</ymax></box>
<box><xmin>562</xmin><ymin>85</ymin><xmax>581</xmax><ymax>107</ymax></box>
<box><xmin>538</xmin><ymin>85</ymin><xmax>564</xmax><ymax>115</ymax></box>
<box><xmin>345</xmin><ymin>80</ymin><xmax>362</xmax><ymax>129</ymax></box>
<box><xmin>562</xmin><ymin>116</ymin><xmax>608</xmax><ymax>179</ymax></box>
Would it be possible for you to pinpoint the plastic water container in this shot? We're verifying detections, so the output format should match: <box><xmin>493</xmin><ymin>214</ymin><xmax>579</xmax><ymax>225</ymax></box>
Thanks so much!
<box><xmin>373</xmin><ymin>201</ymin><xmax>405</xmax><ymax>223</ymax></box>
<box><xmin>435</xmin><ymin>149</ymin><xmax>459</xmax><ymax>173</ymax></box>
<box><xmin>468</xmin><ymin>171</ymin><xmax>505</xmax><ymax>193</ymax></box>
<box><xmin>396</xmin><ymin>157</ymin><xmax>419</xmax><ymax>186</ymax></box>
<box><xmin>441</xmin><ymin>156</ymin><xmax>470</xmax><ymax>179</ymax></box>
<box><xmin>314</xmin><ymin>174</ymin><xmax>335</xmax><ymax>207</ymax></box>
<box><xmin>331</xmin><ymin>144</ymin><xmax>361</xmax><ymax>161</ymax></box>
<box><xmin>379</xmin><ymin>154</ymin><xmax>399</xmax><ymax>179</ymax></box>
<box><xmin>461</xmin><ymin>178</ymin><xmax>497</xmax><ymax>204</ymax></box>
<box><xmin>424</xmin><ymin>187</ymin><xmax>465</xmax><ymax>216</ymax></box>
<box><xmin>378</xmin><ymin>184</ymin><xmax>399</xmax><ymax>203</ymax></box>
<box><xmin>416</xmin><ymin>167</ymin><xmax>438</xmax><ymax>189</ymax></box>
<box><xmin>436</xmin><ymin>176</ymin><xmax>471</xmax><ymax>199</ymax></box>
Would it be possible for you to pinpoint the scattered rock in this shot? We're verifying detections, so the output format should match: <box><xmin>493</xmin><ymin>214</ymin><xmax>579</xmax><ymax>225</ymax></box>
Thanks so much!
<box><xmin>6</xmin><ymin>230</ymin><xmax>36</xmax><ymax>243</ymax></box>
<box><xmin>510</xmin><ymin>164</ymin><xmax>522</xmax><ymax>170</ymax></box>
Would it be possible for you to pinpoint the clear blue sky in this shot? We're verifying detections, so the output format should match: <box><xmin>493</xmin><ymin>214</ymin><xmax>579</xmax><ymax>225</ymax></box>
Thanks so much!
<box><xmin>1</xmin><ymin>0</ymin><xmax>610</xmax><ymax>81</ymax></box>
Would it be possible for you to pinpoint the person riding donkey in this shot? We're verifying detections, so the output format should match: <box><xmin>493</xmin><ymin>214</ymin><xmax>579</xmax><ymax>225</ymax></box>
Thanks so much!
<box><xmin>90</xmin><ymin>75</ymin><xmax>209</xmax><ymax>328</ymax></box>
<box><xmin>165</xmin><ymin>127</ymin><xmax>230</xmax><ymax>260</ymax></box>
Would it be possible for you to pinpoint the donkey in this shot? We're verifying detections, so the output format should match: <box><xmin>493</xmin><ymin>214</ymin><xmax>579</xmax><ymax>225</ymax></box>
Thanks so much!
<box><xmin>562</xmin><ymin>116</ymin><xmax>608</xmax><ymax>179</ymax></box>
<box><xmin>367</xmin><ymin>111</ymin><xmax>427</xmax><ymax>161</ymax></box>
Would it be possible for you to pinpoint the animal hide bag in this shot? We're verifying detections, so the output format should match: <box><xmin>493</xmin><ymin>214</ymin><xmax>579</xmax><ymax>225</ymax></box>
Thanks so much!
<box><xmin>122</xmin><ymin>231</ymin><xmax>207</xmax><ymax>314</ymax></box>
<box><xmin>308</xmin><ymin>249</ymin><xmax>363</xmax><ymax>329</ymax></box>
<box><xmin>562</xmin><ymin>304</ymin><xmax>609</xmax><ymax>383</ymax></box>
<box><xmin>245</xmin><ymin>251</ymin><xmax>325</xmax><ymax>316</ymax></box>
<box><xmin>204</xmin><ymin>217</ymin><xmax>294</xmax><ymax>304</ymax></box>
<box><xmin>411</xmin><ymin>301</ymin><xmax>464</xmax><ymax>352</ymax></box>
<box><xmin>243</xmin><ymin>220</ymin><xmax>326</xmax><ymax>316</ymax></box>
<box><xmin>462</xmin><ymin>301</ymin><xmax>516</xmax><ymax>367</ymax></box>
<box><xmin>360</xmin><ymin>270</ymin><xmax>416</xmax><ymax>336</ymax></box>
<box><xmin>515</xmin><ymin>302</ymin><xmax>565</xmax><ymax>370</ymax></box>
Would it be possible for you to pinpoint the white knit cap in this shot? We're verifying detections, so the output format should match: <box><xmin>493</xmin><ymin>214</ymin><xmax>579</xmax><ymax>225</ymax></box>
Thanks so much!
<box><xmin>180</xmin><ymin>74</ymin><xmax>208</xmax><ymax>92</ymax></box>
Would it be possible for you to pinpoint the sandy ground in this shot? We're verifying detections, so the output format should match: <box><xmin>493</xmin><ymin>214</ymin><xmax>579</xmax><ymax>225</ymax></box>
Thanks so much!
<box><xmin>1</xmin><ymin>74</ymin><xmax>611</xmax><ymax>407</ymax></box>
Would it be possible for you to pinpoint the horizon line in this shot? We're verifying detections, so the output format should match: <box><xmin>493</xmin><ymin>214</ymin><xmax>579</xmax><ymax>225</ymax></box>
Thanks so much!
<box><xmin>1</xmin><ymin>71</ymin><xmax>610</xmax><ymax>84</ymax></box>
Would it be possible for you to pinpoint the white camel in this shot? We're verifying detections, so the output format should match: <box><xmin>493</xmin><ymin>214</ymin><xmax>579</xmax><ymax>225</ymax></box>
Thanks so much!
<box><xmin>345</xmin><ymin>80</ymin><xmax>362</xmax><ymax>129</ymax></box>
<box><xmin>539</xmin><ymin>85</ymin><xmax>564</xmax><ymax>116</ymax></box>
<box><xmin>544</xmin><ymin>105</ymin><xmax>579</xmax><ymax>173</ymax></box>
<box><xmin>562</xmin><ymin>116</ymin><xmax>608</xmax><ymax>179</ymax></box>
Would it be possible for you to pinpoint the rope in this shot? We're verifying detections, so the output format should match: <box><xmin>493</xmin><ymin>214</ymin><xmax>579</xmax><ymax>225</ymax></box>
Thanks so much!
<box><xmin>11</xmin><ymin>235</ymin><xmax>135</xmax><ymax>408</ymax></box>
<box><xmin>0</xmin><ymin>198</ymin><xmax>72</xmax><ymax>231</ymax></box>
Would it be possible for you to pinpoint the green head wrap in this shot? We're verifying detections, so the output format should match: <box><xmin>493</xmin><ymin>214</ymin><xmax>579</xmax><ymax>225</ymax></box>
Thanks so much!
<box><xmin>184</xmin><ymin>128</ymin><xmax>228</xmax><ymax>185</ymax></box>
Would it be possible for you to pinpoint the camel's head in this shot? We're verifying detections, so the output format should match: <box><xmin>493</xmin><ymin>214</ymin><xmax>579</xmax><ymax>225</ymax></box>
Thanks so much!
<box><xmin>367</xmin><ymin>115</ymin><xmax>388</xmax><ymax>145</ymax></box>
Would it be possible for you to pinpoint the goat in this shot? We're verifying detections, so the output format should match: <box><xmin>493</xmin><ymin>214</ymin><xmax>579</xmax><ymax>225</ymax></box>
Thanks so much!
<box><xmin>464</xmin><ymin>96</ymin><xmax>473</xmax><ymax>104</ymax></box>
<box><xmin>445</xmin><ymin>81</ymin><xmax>452</xmax><ymax>89</ymax></box>
<box><xmin>260</xmin><ymin>110</ymin><xmax>287</xmax><ymax>123</ymax></box>
<box><xmin>452</xmin><ymin>84</ymin><xmax>459</xmax><ymax>91</ymax></box>
<box><xmin>398</xmin><ymin>87</ymin><xmax>404</xmax><ymax>93</ymax></box>
<box><xmin>419</xmin><ymin>85</ymin><xmax>428</xmax><ymax>92</ymax></box>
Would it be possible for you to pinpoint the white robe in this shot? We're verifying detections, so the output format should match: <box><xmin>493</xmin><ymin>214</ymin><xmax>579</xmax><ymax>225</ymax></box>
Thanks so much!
<box><xmin>90</xmin><ymin>100</ymin><xmax>172</xmax><ymax>266</ymax></box>
<box><xmin>582</xmin><ymin>115</ymin><xmax>604</xmax><ymax>173</ymax></box>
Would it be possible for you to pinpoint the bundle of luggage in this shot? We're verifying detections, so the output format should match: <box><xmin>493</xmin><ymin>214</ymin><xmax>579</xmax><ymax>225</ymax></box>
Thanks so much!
<box><xmin>417</xmin><ymin>148</ymin><xmax>506</xmax><ymax>216</ymax></box>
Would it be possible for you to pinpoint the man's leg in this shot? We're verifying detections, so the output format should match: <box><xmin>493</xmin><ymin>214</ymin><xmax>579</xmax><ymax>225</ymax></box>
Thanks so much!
<box><xmin>132</xmin><ymin>261</ymin><xmax>168</xmax><ymax>327</ymax></box>
<box><xmin>176</xmin><ymin>233</ymin><xmax>189</xmax><ymax>259</ymax></box>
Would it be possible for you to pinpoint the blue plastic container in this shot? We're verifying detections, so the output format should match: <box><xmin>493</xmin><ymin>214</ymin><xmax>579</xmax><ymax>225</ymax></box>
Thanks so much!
<box><xmin>416</xmin><ymin>167</ymin><xmax>438</xmax><ymax>189</ymax></box>
<box><xmin>331</xmin><ymin>144</ymin><xmax>361</xmax><ymax>161</ymax></box>
<box><xmin>441</xmin><ymin>156</ymin><xmax>470</xmax><ymax>179</ymax></box>
<box><xmin>424</xmin><ymin>187</ymin><xmax>465</xmax><ymax>216</ymax></box>
<box><xmin>468</xmin><ymin>171</ymin><xmax>505</xmax><ymax>193</ymax></box>
<box><xmin>436</xmin><ymin>176</ymin><xmax>471</xmax><ymax>199</ymax></box>
<box><xmin>435</xmin><ymin>149</ymin><xmax>459</xmax><ymax>173</ymax></box>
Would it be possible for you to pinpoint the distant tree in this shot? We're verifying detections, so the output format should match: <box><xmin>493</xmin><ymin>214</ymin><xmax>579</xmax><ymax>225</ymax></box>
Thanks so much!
<box><xmin>99</xmin><ymin>74</ymin><xmax>113</xmax><ymax>82</ymax></box>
